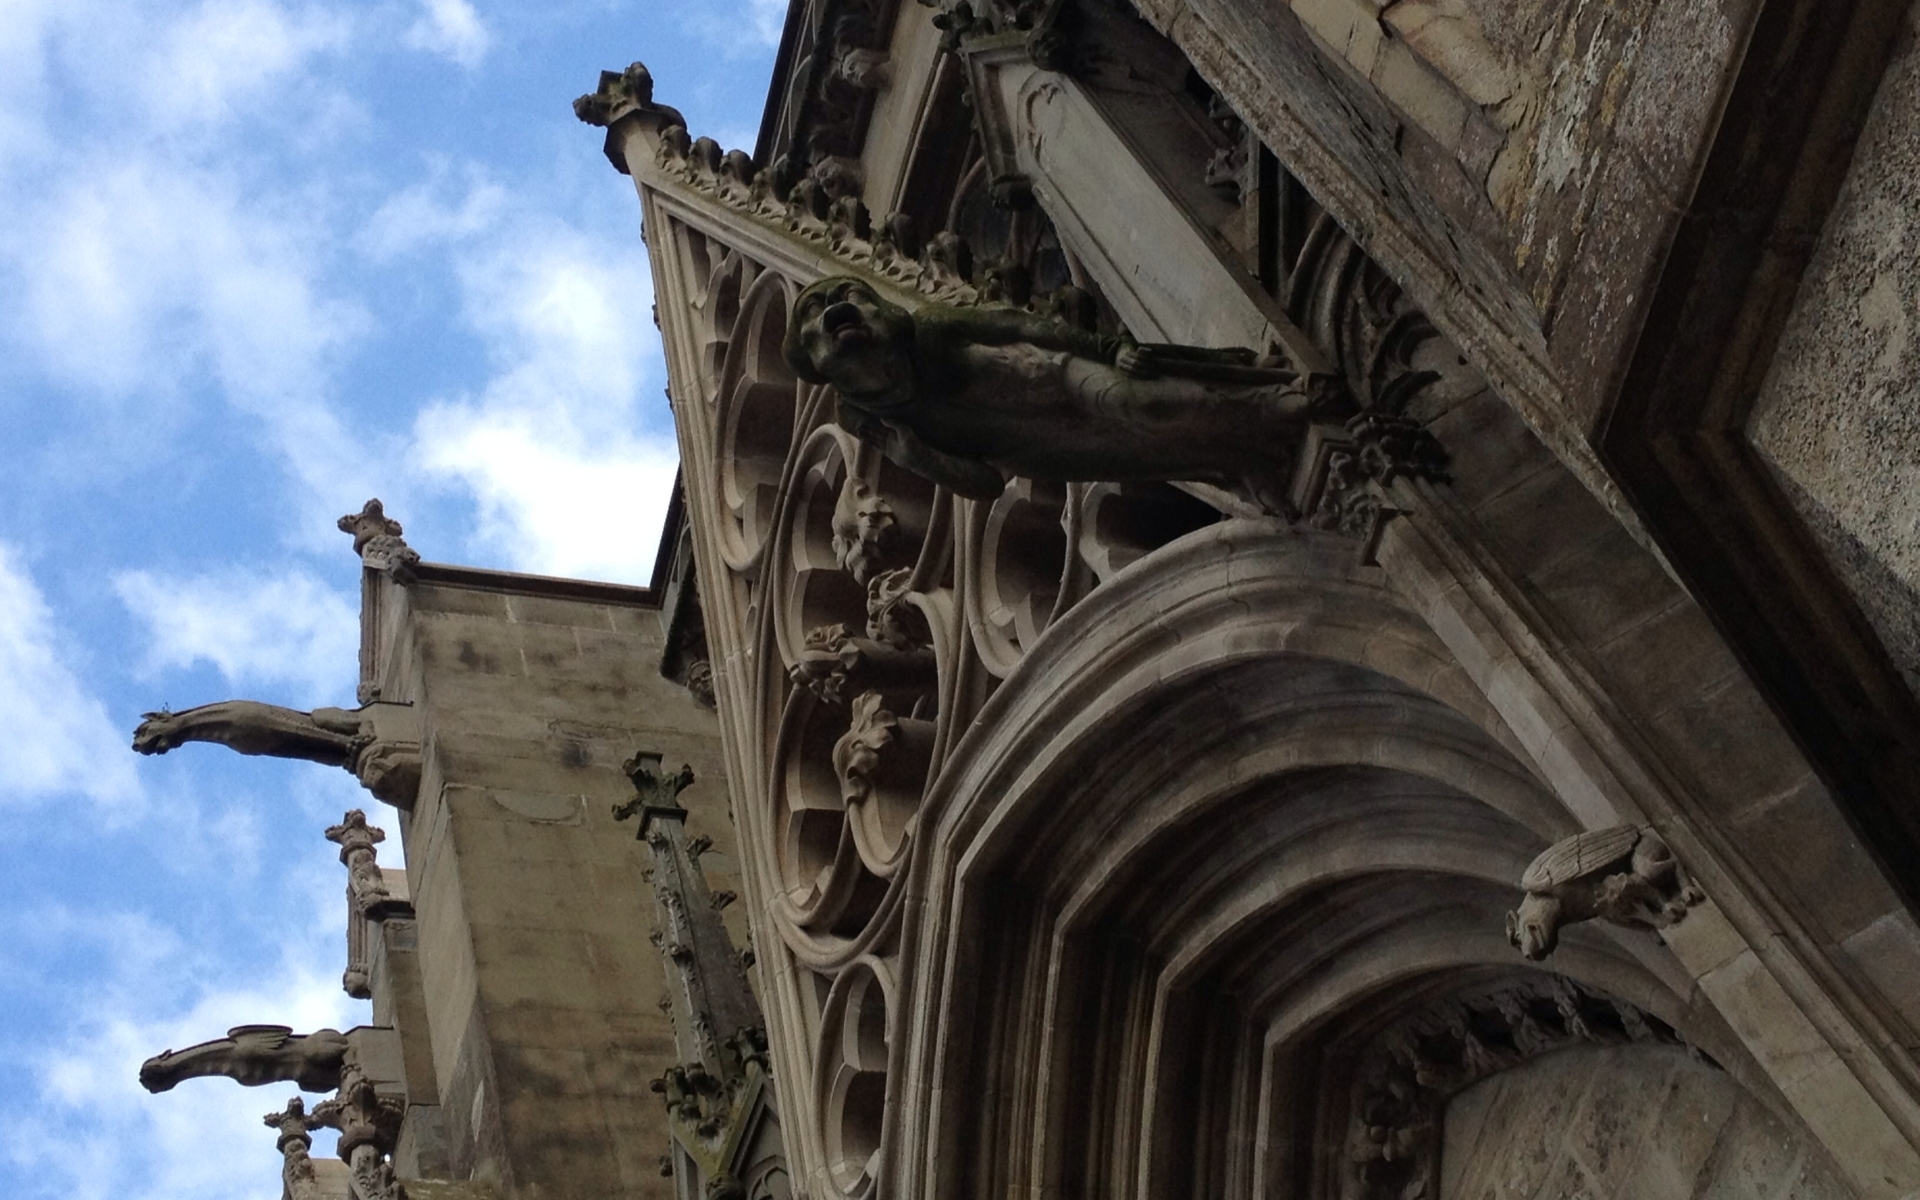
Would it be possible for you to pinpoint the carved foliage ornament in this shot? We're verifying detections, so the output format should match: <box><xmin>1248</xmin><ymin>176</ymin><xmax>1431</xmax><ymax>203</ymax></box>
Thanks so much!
<box><xmin>1305</xmin><ymin>413</ymin><xmax>1451</xmax><ymax>543</ymax></box>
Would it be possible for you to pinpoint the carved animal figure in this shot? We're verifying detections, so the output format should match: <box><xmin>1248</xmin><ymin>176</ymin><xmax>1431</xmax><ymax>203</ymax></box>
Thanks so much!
<box><xmin>783</xmin><ymin>276</ymin><xmax>1344</xmax><ymax>503</ymax></box>
<box><xmin>1506</xmin><ymin>825</ymin><xmax>1704</xmax><ymax>960</ymax></box>
<box><xmin>140</xmin><ymin>1025</ymin><xmax>351</xmax><ymax>1093</ymax></box>
<box><xmin>133</xmin><ymin>700</ymin><xmax>365</xmax><ymax>766</ymax></box>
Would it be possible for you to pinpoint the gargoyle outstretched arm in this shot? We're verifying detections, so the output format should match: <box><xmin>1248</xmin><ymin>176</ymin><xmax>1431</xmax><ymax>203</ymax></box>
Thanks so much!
<box><xmin>917</xmin><ymin>304</ymin><xmax>1115</xmax><ymax>362</ymax></box>
<box><xmin>838</xmin><ymin>399</ymin><xmax>1006</xmax><ymax>500</ymax></box>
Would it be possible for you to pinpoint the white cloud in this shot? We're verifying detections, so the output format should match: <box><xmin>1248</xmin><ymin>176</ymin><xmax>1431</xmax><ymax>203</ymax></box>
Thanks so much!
<box><xmin>141</xmin><ymin>0</ymin><xmax>352</xmax><ymax>132</ymax></box>
<box><xmin>115</xmin><ymin>567</ymin><xmax>360</xmax><ymax>705</ymax></box>
<box><xmin>405</xmin><ymin>201</ymin><xmax>676</xmax><ymax>582</ymax></box>
<box><xmin>357</xmin><ymin>162</ymin><xmax>508</xmax><ymax>261</ymax></box>
<box><xmin>403</xmin><ymin>0</ymin><xmax>489</xmax><ymax>68</ymax></box>
<box><xmin>0</xmin><ymin>898</ymin><xmax>361</xmax><ymax>1200</ymax></box>
<box><xmin>0</xmin><ymin>0</ymin><xmax>380</xmax><ymax>543</ymax></box>
<box><xmin>746</xmin><ymin>0</ymin><xmax>787</xmax><ymax>46</ymax></box>
<box><xmin>0</xmin><ymin>542</ymin><xmax>142</xmax><ymax>807</ymax></box>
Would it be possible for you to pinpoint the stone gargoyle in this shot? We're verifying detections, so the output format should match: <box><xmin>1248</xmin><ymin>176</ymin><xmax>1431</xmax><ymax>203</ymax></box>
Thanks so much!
<box><xmin>783</xmin><ymin>276</ymin><xmax>1346</xmax><ymax>504</ymax></box>
<box><xmin>140</xmin><ymin>1024</ymin><xmax>351</xmax><ymax>1094</ymax></box>
<box><xmin>134</xmin><ymin>700</ymin><xmax>364</xmax><ymax>764</ymax></box>
<box><xmin>133</xmin><ymin>700</ymin><xmax>420</xmax><ymax>806</ymax></box>
<box><xmin>1506</xmin><ymin>825</ymin><xmax>1705</xmax><ymax>960</ymax></box>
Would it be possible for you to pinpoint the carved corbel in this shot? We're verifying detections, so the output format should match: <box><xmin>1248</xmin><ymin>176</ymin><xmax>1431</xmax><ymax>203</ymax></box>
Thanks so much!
<box><xmin>1506</xmin><ymin>825</ymin><xmax>1706</xmax><ymax>960</ymax></box>
<box><xmin>833</xmin><ymin>46</ymin><xmax>890</xmax><ymax>90</ymax></box>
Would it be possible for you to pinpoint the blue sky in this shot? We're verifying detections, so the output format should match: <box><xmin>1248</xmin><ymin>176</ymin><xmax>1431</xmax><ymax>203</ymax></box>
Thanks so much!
<box><xmin>0</xmin><ymin>2</ymin><xmax>776</xmax><ymax>1195</ymax></box>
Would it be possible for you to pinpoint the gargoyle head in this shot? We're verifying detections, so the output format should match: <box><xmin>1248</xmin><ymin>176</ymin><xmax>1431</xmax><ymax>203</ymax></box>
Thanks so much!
<box><xmin>784</xmin><ymin>277</ymin><xmax>914</xmax><ymax>402</ymax></box>
<box><xmin>132</xmin><ymin>711</ymin><xmax>183</xmax><ymax>755</ymax></box>
<box><xmin>1506</xmin><ymin>893</ymin><xmax>1561</xmax><ymax>961</ymax></box>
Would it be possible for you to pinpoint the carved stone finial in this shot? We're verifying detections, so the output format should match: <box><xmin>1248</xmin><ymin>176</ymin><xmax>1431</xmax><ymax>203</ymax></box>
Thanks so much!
<box><xmin>338</xmin><ymin>499</ymin><xmax>419</xmax><ymax>581</ymax></box>
<box><xmin>574</xmin><ymin>61</ymin><xmax>656</xmax><ymax>127</ymax></box>
<box><xmin>615</xmin><ymin>752</ymin><xmax>697</xmax><ymax>823</ymax></box>
<box><xmin>140</xmin><ymin>1025</ymin><xmax>351</xmax><ymax>1094</ymax></box>
<box><xmin>338</xmin><ymin>499</ymin><xmax>402</xmax><ymax>553</ymax></box>
<box><xmin>309</xmin><ymin>1055</ymin><xmax>405</xmax><ymax>1200</ymax></box>
<box><xmin>1506</xmin><ymin>825</ymin><xmax>1706</xmax><ymax>960</ymax></box>
<box><xmin>264</xmin><ymin>1097</ymin><xmax>322</xmax><ymax>1200</ymax></box>
<box><xmin>327</xmin><ymin>809</ymin><xmax>404</xmax><ymax>999</ymax></box>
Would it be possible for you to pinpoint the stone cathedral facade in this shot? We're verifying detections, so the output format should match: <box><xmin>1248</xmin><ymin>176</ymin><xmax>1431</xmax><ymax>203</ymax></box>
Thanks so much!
<box><xmin>134</xmin><ymin>1</ymin><xmax>1920</xmax><ymax>1198</ymax></box>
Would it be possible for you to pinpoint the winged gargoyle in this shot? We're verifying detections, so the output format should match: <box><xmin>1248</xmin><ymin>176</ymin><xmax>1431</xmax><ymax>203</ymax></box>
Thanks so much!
<box><xmin>139</xmin><ymin>1024</ymin><xmax>351</xmax><ymax>1094</ymax></box>
<box><xmin>1506</xmin><ymin>825</ymin><xmax>1705</xmax><ymax>960</ymax></box>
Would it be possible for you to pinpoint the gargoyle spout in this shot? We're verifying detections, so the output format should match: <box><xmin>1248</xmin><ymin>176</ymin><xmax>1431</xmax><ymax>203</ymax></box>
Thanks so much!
<box><xmin>138</xmin><ymin>1025</ymin><xmax>350</xmax><ymax>1094</ymax></box>
<box><xmin>132</xmin><ymin>701</ymin><xmax>363</xmax><ymax>765</ymax></box>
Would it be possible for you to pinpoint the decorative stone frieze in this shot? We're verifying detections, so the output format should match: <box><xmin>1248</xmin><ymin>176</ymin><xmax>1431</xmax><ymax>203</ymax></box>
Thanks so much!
<box><xmin>1506</xmin><ymin>825</ymin><xmax>1705</xmax><ymax>961</ymax></box>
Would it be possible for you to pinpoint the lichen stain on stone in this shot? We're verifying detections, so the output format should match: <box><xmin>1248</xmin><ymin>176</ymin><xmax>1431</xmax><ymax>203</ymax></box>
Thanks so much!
<box><xmin>1481</xmin><ymin>0</ymin><xmax>1652</xmax><ymax>313</ymax></box>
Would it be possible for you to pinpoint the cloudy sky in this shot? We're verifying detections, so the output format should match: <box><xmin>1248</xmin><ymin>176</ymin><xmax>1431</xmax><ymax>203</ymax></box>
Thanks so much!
<box><xmin>0</xmin><ymin>1</ymin><xmax>775</xmax><ymax>1195</ymax></box>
